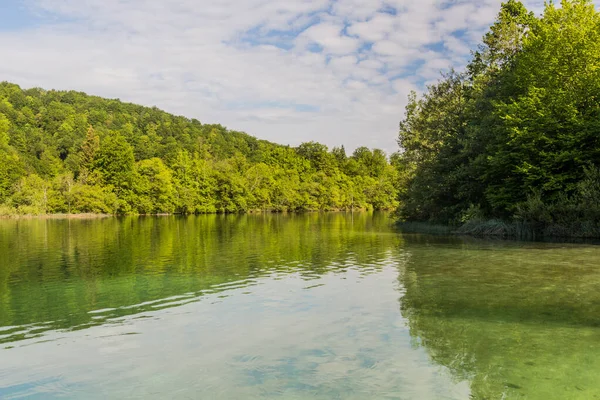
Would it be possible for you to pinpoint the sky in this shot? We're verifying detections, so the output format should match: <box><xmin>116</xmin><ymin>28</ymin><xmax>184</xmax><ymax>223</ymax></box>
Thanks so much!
<box><xmin>0</xmin><ymin>0</ymin><xmax>594</xmax><ymax>153</ymax></box>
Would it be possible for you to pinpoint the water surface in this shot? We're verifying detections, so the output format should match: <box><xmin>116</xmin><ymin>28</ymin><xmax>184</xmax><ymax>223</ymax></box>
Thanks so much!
<box><xmin>1</xmin><ymin>213</ymin><xmax>600</xmax><ymax>399</ymax></box>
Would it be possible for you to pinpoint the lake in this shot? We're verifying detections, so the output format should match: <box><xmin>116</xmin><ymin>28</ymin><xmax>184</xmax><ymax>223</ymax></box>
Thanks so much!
<box><xmin>1</xmin><ymin>213</ymin><xmax>600</xmax><ymax>399</ymax></box>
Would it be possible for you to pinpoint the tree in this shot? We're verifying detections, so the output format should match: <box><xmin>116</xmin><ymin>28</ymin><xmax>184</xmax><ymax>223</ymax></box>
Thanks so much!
<box><xmin>94</xmin><ymin>132</ymin><xmax>135</xmax><ymax>213</ymax></box>
<box><xmin>395</xmin><ymin>0</ymin><xmax>600</xmax><ymax>231</ymax></box>
<box><xmin>295</xmin><ymin>142</ymin><xmax>335</xmax><ymax>173</ymax></box>
<box><xmin>0</xmin><ymin>113</ymin><xmax>9</xmax><ymax>148</ymax></box>
<box><xmin>135</xmin><ymin>158</ymin><xmax>176</xmax><ymax>214</ymax></box>
<box><xmin>331</xmin><ymin>145</ymin><xmax>347</xmax><ymax>168</ymax></box>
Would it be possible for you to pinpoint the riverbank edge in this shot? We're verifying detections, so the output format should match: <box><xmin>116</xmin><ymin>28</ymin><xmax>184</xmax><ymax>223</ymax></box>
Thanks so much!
<box><xmin>396</xmin><ymin>219</ymin><xmax>600</xmax><ymax>240</ymax></box>
<box><xmin>0</xmin><ymin>213</ymin><xmax>112</xmax><ymax>220</ymax></box>
<box><xmin>0</xmin><ymin>208</ymin><xmax>392</xmax><ymax>220</ymax></box>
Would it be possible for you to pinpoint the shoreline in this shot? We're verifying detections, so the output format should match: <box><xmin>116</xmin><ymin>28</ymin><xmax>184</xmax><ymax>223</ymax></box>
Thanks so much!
<box><xmin>0</xmin><ymin>209</ymin><xmax>393</xmax><ymax>220</ymax></box>
<box><xmin>0</xmin><ymin>213</ymin><xmax>112</xmax><ymax>220</ymax></box>
<box><xmin>396</xmin><ymin>220</ymin><xmax>600</xmax><ymax>241</ymax></box>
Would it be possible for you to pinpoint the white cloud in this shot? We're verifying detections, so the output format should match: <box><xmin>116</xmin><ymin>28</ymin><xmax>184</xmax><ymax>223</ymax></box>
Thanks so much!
<box><xmin>1</xmin><ymin>0</ymin><xmax>596</xmax><ymax>153</ymax></box>
<box><xmin>330</xmin><ymin>0</ymin><xmax>383</xmax><ymax>21</ymax></box>
<box><xmin>444</xmin><ymin>36</ymin><xmax>472</xmax><ymax>56</ymax></box>
<box><xmin>297</xmin><ymin>23</ymin><xmax>361</xmax><ymax>55</ymax></box>
<box><xmin>372</xmin><ymin>40</ymin><xmax>405</xmax><ymax>56</ymax></box>
<box><xmin>418</xmin><ymin>58</ymin><xmax>454</xmax><ymax>80</ymax></box>
<box><xmin>328</xmin><ymin>55</ymin><xmax>359</xmax><ymax>73</ymax></box>
<box><xmin>392</xmin><ymin>79</ymin><xmax>418</xmax><ymax>97</ymax></box>
<box><xmin>346</xmin><ymin>13</ymin><xmax>396</xmax><ymax>42</ymax></box>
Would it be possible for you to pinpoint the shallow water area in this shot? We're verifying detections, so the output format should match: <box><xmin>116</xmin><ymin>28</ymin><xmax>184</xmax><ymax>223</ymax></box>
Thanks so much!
<box><xmin>1</xmin><ymin>213</ymin><xmax>600</xmax><ymax>399</ymax></box>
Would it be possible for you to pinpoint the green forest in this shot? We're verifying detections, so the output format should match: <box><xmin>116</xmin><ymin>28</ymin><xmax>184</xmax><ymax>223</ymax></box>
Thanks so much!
<box><xmin>3</xmin><ymin>0</ymin><xmax>600</xmax><ymax>237</ymax></box>
<box><xmin>0</xmin><ymin>83</ymin><xmax>398</xmax><ymax>215</ymax></box>
<box><xmin>396</xmin><ymin>0</ymin><xmax>600</xmax><ymax>237</ymax></box>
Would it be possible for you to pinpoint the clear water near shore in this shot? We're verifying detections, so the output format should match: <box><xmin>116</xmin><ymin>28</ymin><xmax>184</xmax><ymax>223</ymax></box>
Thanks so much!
<box><xmin>1</xmin><ymin>213</ymin><xmax>600</xmax><ymax>399</ymax></box>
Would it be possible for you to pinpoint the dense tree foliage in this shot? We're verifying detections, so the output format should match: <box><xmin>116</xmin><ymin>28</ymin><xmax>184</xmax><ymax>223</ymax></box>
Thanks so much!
<box><xmin>396</xmin><ymin>0</ymin><xmax>600</xmax><ymax>235</ymax></box>
<box><xmin>0</xmin><ymin>83</ymin><xmax>398</xmax><ymax>215</ymax></box>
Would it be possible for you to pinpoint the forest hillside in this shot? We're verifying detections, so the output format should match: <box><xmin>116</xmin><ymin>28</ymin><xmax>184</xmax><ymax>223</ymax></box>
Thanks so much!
<box><xmin>0</xmin><ymin>82</ymin><xmax>398</xmax><ymax>215</ymax></box>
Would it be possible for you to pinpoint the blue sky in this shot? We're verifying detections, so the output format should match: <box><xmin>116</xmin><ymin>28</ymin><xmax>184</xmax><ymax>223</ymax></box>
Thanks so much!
<box><xmin>0</xmin><ymin>0</ymin><xmax>595</xmax><ymax>152</ymax></box>
<box><xmin>1</xmin><ymin>1</ymin><xmax>38</xmax><ymax>30</ymax></box>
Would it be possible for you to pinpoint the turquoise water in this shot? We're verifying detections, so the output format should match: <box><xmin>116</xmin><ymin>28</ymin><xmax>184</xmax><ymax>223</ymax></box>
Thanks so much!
<box><xmin>1</xmin><ymin>213</ymin><xmax>600</xmax><ymax>399</ymax></box>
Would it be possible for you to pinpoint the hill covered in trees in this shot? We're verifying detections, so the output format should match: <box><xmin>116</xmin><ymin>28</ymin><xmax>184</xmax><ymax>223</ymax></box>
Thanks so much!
<box><xmin>0</xmin><ymin>82</ymin><xmax>398</xmax><ymax>215</ymax></box>
<box><xmin>396</xmin><ymin>0</ymin><xmax>600</xmax><ymax>237</ymax></box>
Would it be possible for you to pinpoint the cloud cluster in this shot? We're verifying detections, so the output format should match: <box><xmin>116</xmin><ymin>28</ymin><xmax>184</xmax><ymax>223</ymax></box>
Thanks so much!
<box><xmin>1</xmin><ymin>0</ymin><xmax>593</xmax><ymax>153</ymax></box>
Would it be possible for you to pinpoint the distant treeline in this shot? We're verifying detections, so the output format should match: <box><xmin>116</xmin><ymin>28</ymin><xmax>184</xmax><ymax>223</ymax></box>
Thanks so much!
<box><xmin>0</xmin><ymin>82</ymin><xmax>398</xmax><ymax>215</ymax></box>
<box><xmin>395</xmin><ymin>0</ymin><xmax>600</xmax><ymax>237</ymax></box>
